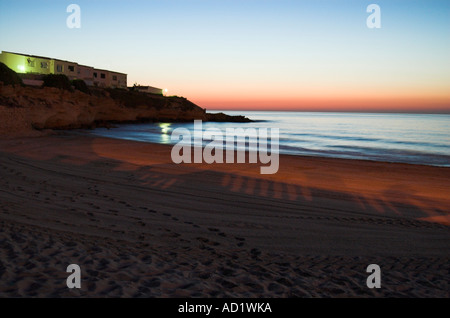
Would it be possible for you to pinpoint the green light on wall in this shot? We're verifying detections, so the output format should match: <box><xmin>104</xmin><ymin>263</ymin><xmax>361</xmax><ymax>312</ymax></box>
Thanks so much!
<box><xmin>18</xmin><ymin>65</ymin><xmax>25</xmax><ymax>72</ymax></box>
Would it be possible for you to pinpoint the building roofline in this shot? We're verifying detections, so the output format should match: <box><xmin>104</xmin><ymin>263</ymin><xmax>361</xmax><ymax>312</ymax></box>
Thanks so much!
<box><xmin>93</xmin><ymin>68</ymin><xmax>127</xmax><ymax>75</ymax></box>
<box><xmin>3</xmin><ymin>51</ymin><xmax>79</xmax><ymax>64</ymax></box>
<box><xmin>2</xmin><ymin>51</ymin><xmax>54</xmax><ymax>61</ymax></box>
<box><xmin>134</xmin><ymin>85</ymin><xmax>162</xmax><ymax>89</ymax></box>
<box><xmin>52</xmin><ymin>58</ymin><xmax>78</xmax><ymax>64</ymax></box>
<box><xmin>1</xmin><ymin>51</ymin><xmax>127</xmax><ymax>75</ymax></box>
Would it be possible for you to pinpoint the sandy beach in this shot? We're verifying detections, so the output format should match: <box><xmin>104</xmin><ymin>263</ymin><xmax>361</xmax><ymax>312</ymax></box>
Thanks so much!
<box><xmin>0</xmin><ymin>133</ymin><xmax>448</xmax><ymax>297</ymax></box>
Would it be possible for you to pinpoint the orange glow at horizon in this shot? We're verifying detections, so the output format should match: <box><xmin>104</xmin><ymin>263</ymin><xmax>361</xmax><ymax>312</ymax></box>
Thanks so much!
<box><xmin>162</xmin><ymin>78</ymin><xmax>450</xmax><ymax>113</ymax></box>
<box><xmin>191</xmin><ymin>95</ymin><xmax>450</xmax><ymax>113</ymax></box>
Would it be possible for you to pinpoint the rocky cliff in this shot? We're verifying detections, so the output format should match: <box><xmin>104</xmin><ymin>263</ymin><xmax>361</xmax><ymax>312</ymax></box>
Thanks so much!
<box><xmin>0</xmin><ymin>83</ymin><xmax>250</xmax><ymax>137</ymax></box>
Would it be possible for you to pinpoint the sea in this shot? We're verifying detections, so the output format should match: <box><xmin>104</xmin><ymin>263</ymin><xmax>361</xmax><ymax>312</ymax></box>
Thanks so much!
<box><xmin>86</xmin><ymin>111</ymin><xmax>450</xmax><ymax>167</ymax></box>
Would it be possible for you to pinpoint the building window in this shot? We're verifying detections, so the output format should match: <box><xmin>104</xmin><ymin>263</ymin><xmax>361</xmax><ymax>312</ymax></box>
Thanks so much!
<box><xmin>56</xmin><ymin>64</ymin><xmax>63</xmax><ymax>72</ymax></box>
<box><xmin>112</xmin><ymin>75</ymin><xmax>117</xmax><ymax>81</ymax></box>
<box><xmin>100</xmin><ymin>73</ymin><xmax>106</xmax><ymax>79</ymax></box>
<box><xmin>93</xmin><ymin>72</ymin><xmax>97</xmax><ymax>78</ymax></box>
<box><xmin>68</xmin><ymin>65</ymin><xmax>75</xmax><ymax>72</ymax></box>
<box><xmin>40</xmin><ymin>62</ymin><xmax>48</xmax><ymax>69</ymax></box>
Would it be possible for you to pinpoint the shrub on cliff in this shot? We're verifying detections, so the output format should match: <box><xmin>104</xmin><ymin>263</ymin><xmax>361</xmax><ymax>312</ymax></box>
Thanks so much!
<box><xmin>72</xmin><ymin>79</ymin><xmax>90</xmax><ymax>94</ymax></box>
<box><xmin>42</xmin><ymin>74</ymin><xmax>72</xmax><ymax>91</ymax></box>
<box><xmin>0</xmin><ymin>62</ymin><xmax>23</xmax><ymax>86</ymax></box>
<box><xmin>106</xmin><ymin>88</ymin><xmax>167</xmax><ymax>110</ymax></box>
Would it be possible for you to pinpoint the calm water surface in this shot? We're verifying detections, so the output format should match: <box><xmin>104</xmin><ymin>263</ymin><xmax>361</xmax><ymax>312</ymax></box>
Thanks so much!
<box><xmin>87</xmin><ymin>111</ymin><xmax>450</xmax><ymax>167</ymax></box>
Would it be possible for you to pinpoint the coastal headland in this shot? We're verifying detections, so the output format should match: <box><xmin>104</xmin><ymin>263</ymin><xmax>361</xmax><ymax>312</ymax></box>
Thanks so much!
<box><xmin>0</xmin><ymin>79</ymin><xmax>249</xmax><ymax>138</ymax></box>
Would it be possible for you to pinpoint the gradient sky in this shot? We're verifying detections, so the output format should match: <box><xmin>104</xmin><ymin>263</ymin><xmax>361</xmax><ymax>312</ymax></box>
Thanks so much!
<box><xmin>1</xmin><ymin>0</ymin><xmax>449</xmax><ymax>112</ymax></box>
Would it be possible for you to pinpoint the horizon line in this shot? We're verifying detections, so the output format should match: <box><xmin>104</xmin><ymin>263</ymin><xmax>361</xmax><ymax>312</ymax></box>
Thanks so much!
<box><xmin>206</xmin><ymin>109</ymin><xmax>450</xmax><ymax>115</ymax></box>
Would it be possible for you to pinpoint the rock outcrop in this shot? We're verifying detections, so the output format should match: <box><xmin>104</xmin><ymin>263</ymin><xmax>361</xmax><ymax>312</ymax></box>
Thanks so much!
<box><xmin>0</xmin><ymin>83</ymin><xmax>250</xmax><ymax>137</ymax></box>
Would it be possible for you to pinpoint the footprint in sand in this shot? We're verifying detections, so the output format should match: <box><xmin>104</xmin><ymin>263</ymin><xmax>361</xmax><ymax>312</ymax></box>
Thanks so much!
<box><xmin>234</xmin><ymin>236</ymin><xmax>246</xmax><ymax>247</ymax></box>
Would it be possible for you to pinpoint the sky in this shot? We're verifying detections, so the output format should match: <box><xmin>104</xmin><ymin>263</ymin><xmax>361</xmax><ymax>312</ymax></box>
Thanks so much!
<box><xmin>1</xmin><ymin>0</ymin><xmax>449</xmax><ymax>112</ymax></box>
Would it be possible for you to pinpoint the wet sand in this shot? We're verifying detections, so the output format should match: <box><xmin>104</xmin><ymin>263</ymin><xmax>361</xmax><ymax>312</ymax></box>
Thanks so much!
<box><xmin>0</xmin><ymin>134</ymin><xmax>448</xmax><ymax>297</ymax></box>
